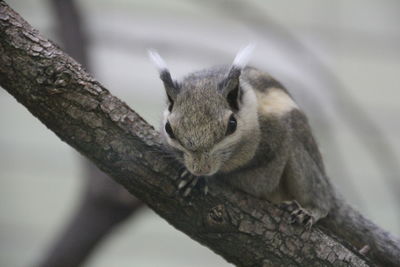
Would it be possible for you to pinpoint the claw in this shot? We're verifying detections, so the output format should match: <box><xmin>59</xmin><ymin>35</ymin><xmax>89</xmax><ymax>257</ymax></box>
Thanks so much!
<box><xmin>180</xmin><ymin>170</ymin><xmax>189</xmax><ymax>178</ymax></box>
<box><xmin>279</xmin><ymin>200</ymin><xmax>300</xmax><ymax>212</ymax></box>
<box><xmin>183</xmin><ymin>186</ymin><xmax>192</xmax><ymax>197</ymax></box>
<box><xmin>304</xmin><ymin>217</ymin><xmax>314</xmax><ymax>230</ymax></box>
<box><xmin>176</xmin><ymin>169</ymin><xmax>208</xmax><ymax>197</ymax></box>
<box><xmin>198</xmin><ymin>176</ymin><xmax>208</xmax><ymax>196</ymax></box>
<box><xmin>178</xmin><ymin>179</ymin><xmax>189</xmax><ymax>189</ymax></box>
<box><xmin>203</xmin><ymin>183</ymin><xmax>208</xmax><ymax>196</ymax></box>
<box><xmin>183</xmin><ymin>176</ymin><xmax>199</xmax><ymax>197</ymax></box>
<box><xmin>280</xmin><ymin>200</ymin><xmax>315</xmax><ymax>229</ymax></box>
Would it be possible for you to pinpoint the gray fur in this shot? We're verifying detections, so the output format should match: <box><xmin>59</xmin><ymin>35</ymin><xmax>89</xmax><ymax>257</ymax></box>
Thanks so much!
<box><xmin>157</xmin><ymin>63</ymin><xmax>400</xmax><ymax>265</ymax></box>
<box><xmin>160</xmin><ymin>65</ymin><xmax>332</xmax><ymax>224</ymax></box>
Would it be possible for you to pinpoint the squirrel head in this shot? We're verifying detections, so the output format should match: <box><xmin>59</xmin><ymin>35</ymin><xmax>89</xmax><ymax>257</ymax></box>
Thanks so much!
<box><xmin>149</xmin><ymin>45</ymin><xmax>259</xmax><ymax>176</ymax></box>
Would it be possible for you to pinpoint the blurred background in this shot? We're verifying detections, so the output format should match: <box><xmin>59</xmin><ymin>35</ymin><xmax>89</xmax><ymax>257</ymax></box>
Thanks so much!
<box><xmin>1</xmin><ymin>0</ymin><xmax>400</xmax><ymax>266</ymax></box>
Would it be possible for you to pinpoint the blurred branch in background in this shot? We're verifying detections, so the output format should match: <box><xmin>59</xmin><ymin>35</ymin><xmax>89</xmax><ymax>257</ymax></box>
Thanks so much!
<box><xmin>200</xmin><ymin>0</ymin><xmax>400</xmax><ymax>228</ymax></box>
<box><xmin>50</xmin><ymin>0</ymin><xmax>88</xmax><ymax>67</ymax></box>
<box><xmin>36</xmin><ymin>1</ymin><xmax>143</xmax><ymax>267</ymax></box>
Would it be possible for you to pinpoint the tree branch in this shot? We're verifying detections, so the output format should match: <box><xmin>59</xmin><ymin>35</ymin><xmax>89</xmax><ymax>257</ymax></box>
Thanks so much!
<box><xmin>0</xmin><ymin>2</ymin><xmax>379</xmax><ymax>266</ymax></box>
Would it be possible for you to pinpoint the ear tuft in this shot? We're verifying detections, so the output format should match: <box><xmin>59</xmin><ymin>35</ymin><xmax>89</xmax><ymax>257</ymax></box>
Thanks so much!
<box><xmin>148</xmin><ymin>49</ymin><xmax>169</xmax><ymax>72</ymax></box>
<box><xmin>148</xmin><ymin>49</ymin><xmax>180</xmax><ymax>103</ymax></box>
<box><xmin>232</xmin><ymin>43</ymin><xmax>256</xmax><ymax>69</ymax></box>
<box><xmin>218</xmin><ymin>44</ymin><xmax>255</xmax><ymax>111</ymax></box>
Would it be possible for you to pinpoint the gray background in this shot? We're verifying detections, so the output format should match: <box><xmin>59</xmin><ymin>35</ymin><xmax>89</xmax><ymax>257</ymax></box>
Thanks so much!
<box><xmin>1</xmin><ymin>0</ymin><xmax>400</xmax><ymax>266</ymax></box>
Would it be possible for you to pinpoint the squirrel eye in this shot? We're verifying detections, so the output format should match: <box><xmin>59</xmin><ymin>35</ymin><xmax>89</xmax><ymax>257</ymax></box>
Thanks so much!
<box><xmin>226</xmin><ymin>114</ymin><xmax>237</xmax><ymax>136</ymax></box>
<box><xmin>165</xmin><ymin>121</ymin><xmax>175</xmax><ymax>139</ymax></box>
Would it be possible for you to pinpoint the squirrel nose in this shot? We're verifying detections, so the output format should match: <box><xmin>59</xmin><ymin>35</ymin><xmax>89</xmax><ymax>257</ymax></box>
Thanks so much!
<box><xmin>191</xmin><ymin>165</ymin><xmax>212</xmax><ymax>176</ymax></box>
<box><xmin>191</xmin><ymin>169</ymin><xmax>209</xmax><ymax>176</ymax></box>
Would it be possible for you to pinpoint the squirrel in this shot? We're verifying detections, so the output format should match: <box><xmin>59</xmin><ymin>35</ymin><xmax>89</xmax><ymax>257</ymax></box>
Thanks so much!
<box><xmin>149</xmin><ymin>45</ymin><xmax>400</xmax><ymax>266</ymax></box>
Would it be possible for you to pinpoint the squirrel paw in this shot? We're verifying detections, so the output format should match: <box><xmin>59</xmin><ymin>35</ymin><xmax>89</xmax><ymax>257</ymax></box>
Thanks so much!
<box><xmin>280</xmin><ymin>200</ymin><xmax>315</xmax><ymax>230</ymax></box>
<box><xmin>176</xmin><ymin>170</ymin><xmax>208</xmax><ymax>197</ymax></box>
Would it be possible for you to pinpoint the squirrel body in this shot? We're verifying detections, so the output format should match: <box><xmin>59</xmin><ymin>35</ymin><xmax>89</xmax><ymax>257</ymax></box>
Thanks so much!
<box><xmin>152</xmin><ymin>51</ymin><xmax>333</xmax><ymax>226</ymax></box>
<box><xmin>149</xmin><ymin>46</ymin><xmax>400</xmax><ymax>266</ymax></box>
<box><xmin>217</xmin><ymin>66</ymin><xmax>332</xmax><ymax>225</ymax></box>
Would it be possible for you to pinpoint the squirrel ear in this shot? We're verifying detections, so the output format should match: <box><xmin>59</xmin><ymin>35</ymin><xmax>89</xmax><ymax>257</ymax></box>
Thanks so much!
<box><xmin>219</xmin><ymin>67</ymin><xmax>241</xmax><ymax>111</ymax></box>
<box><xmin>148</xmin><ymin>49</ymin><xmax>180</xmax><ymax>105</ymax></box>
<box><xmin>219</xmin><ymin>44</ymin><xmax>255</xmax><ymax>111</ymax></box>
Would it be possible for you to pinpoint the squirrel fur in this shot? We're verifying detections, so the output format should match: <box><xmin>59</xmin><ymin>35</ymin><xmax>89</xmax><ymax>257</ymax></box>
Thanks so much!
<box><xmin>149</xmin><ymin>46</ymin><xmax>400</xmax><ymax>266</ymax></box>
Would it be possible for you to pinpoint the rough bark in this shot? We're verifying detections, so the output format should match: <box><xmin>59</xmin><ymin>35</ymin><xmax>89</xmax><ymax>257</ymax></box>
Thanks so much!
<box><xmin>0</xmin><ymin>2</ymin><xmax>395</xmax><ymax>266</ymax></box>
